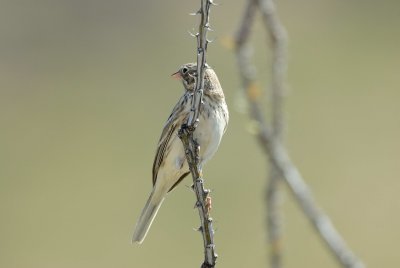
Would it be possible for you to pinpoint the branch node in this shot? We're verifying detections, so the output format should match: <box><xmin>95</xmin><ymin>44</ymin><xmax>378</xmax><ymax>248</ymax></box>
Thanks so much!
<box><xmin>194</xmin><ymin>201</ymin><xmax>202</xmax><ymax>208</ymax></box>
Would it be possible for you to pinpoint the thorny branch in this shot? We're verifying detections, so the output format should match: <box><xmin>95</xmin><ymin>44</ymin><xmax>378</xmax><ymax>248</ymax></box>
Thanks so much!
<box><xmin>260</xmin><ymin>0</ymin><xmax>288</xmax><ymax>267</ymax></box>
<box><xmin>178</xmin><ymin>0</ymin><xmax>217</xmax><ymax>267</ymax></box>
<box><xmin>234</xmin><ymin>0</ymin><xmax>365</xmax><ymax>267</ymax></box>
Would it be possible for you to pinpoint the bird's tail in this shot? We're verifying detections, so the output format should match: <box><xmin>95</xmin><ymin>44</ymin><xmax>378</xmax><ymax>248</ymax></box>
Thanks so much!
<box><xmin>132</xmin><ymin>189</ymin><xmax>165</xmax><ymax>244</ymax></box>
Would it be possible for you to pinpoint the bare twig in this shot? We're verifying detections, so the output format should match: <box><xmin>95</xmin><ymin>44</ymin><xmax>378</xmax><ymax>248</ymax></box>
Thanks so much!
<box><xmin>259</xmin><ymin>0</ymin><xmax>288</xmax><ymax>267</ymax></box>
<box><xmin>235</xmin><ymin>0</ymin><xmax>285</xmax><ymax>267</ymax></box>
<box><xmin>234</xmin><ymin>0</ymin><xmax>365</xmax><ymax>267</ymax></box>
<box><xmin>178</xmin><ymin>0</ymin><xmax>217</xmax><ymax>267</ymax></box>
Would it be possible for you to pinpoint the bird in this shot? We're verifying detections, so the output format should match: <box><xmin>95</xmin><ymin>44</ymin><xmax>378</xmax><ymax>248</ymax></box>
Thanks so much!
<box><xmin>132</xmin><ymin>63</ymin><xmax>229</xmax><ymax>244</ymax></box>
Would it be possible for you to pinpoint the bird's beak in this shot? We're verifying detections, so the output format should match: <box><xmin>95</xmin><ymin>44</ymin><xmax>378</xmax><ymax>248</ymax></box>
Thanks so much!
<box><xmin>171</xmin><ymin>71</ymin><xmax>182</xmax><ymax>80</ymax></box>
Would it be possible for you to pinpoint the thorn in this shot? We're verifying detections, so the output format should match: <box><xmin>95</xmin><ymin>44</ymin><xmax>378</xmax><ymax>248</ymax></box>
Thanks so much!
<box><xmin>189</xmin><ymin>9</ymin><xmax>201</xmax><ymax>16</ymax></box>
<box><xmin>187</xmin><ymin>30</ymin><xmax>197</xmax><ymax>37</ymax></box>
<box><xmin>209</xmin><ymin>0</ymin><xmax>219</xmax><ymax>6</ymax></box>
<box><xmin>209</xmin><ymin>35</ymin><xmax>218</xmax><ymax>43</ymax></box>
<box><xmin>185</xmin><ymin>184</ymin><xmax>194</xmax><ymax>192</ymax></box>
<box><xmin>207</xmin><ymin>26</ymin><xmax>214</xmax><ymax>32</ymax></box>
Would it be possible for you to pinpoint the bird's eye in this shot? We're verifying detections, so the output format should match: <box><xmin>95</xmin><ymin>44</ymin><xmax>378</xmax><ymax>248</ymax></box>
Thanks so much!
<box><xmin>181</xmin><ymin>67</ymin><xmax>188</xmax><ymax>74</ymax></box>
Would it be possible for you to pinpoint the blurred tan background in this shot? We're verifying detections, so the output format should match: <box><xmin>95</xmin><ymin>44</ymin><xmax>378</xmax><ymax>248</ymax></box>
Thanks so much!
<box><xmin>1</xmin><ymin>0</ymin><xmax>399</xmax><ymax>267</ymax></box>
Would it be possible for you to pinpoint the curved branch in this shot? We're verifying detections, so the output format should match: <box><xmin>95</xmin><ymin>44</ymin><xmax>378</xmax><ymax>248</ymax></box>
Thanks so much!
<box><xmin>259</xmin><ymin>0</ymin><xmax>288</xmax><ymax>267</ymax></box>
<box><xmin>234</xmin><ymin>0</ymin><xmax>365</xmax><ymax>267</ymax></box>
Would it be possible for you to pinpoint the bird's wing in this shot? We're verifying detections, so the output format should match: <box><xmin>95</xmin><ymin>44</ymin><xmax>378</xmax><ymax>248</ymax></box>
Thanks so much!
<box><xmin>152</xmin><ymin>95</ymin><xmax>189</xmax><ymax>186</ymax></box>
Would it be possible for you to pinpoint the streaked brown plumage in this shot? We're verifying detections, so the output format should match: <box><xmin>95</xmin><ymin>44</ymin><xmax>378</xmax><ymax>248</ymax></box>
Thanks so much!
<box><xmin>132</xmin><ymin>63</ymin><xmax>228</xmax><ymax>244</ymax></box>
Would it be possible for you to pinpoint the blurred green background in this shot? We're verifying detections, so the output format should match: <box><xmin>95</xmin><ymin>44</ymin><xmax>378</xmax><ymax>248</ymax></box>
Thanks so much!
<box><xmin>1</xmin><ymin>0</ymin><xmax>399</xmax><ymax>267</ymax></box>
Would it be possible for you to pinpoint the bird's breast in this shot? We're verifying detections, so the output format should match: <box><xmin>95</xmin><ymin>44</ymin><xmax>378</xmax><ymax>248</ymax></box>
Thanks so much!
<box><xmin>194</xmin><ymin>99</ymin><xmax>227</xmax><ymax>164</ymax></box>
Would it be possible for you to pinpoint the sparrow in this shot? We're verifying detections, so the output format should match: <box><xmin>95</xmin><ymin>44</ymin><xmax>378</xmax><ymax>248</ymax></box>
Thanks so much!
<box><xmin>132</xmin><ymin>63</ymin><xmax>228</xmax><ymax>244</ymax></box>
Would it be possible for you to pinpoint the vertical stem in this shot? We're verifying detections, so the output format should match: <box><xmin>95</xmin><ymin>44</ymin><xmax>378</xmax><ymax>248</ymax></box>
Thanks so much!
<box><xmin>179</xmin><ymin>0</ymin><xmax>217</xmax><ymax>267</ymax></box>
<box><xmin>188</xmin><ymin>0</ymin><xmax>211</xmax><ymax>129</ymax></box>
<box><xmin>258</xmin><ymin>0</ymin><xmax>288</xmax><ymax>267</ymax></box>
<box><xmin>266</xmin><ymin>169</ymin><xmax>282</xmax><ymax>268</ymax></box>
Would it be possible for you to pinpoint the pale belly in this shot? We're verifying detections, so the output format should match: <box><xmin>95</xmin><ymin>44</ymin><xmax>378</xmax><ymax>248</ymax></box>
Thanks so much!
<box><xmin>155</xmin><ymin>102</ymin><xmax>228</xmax><ymax>193</ymax></box>
<box><xmin>194</xmin><ymin>111</ymin><xmax>226</xmax><ymax>164</ymax></box>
